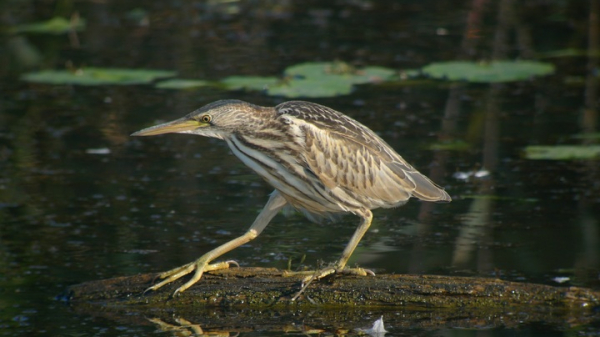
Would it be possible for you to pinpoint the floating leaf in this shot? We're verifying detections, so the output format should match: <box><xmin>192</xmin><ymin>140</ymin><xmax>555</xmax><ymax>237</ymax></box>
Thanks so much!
<box><xmin>21</xmin><ymin>68</ymin><xmax>176</xmax><ymax>86</ymax></box>
<box><xmin>221</xmin><ymin>76</ymin><xmax>279</xmax><ymax>91</ymax></box>
<box><xmin>267</xmin><ymin>77</ymin><xmax>354</xmax><ymax>98</ymax></box>
<box><xmin>266</xmin><ymin>62</ymin><xmax>396</xmax><ymax>98</ymax></box>
<box><xmin>422</xmin><ymin>61</ymin><xmax>555</xmax><ymax>83</ymax></box>
<box><xmin>283</xmin><ymin>62</ymin><xmax>395</xmax><ymax>83</ymax></box>
<box><xmin>19</xmin><ymin>61</ymin><xmax>397</xmax><ymax>94</ymax></box>
<box><xmin>396</xmin><ymin>69</ymin><xmax>421</xmax><ymax>80</ymax></box>
<box><xmin>353</xmin><ymin>66</ymin><xmax>397</xmax><ymax>84</ymax></box>
<box><xmin>155</xmin><ymin>79</ymin><xmax>211</xmax><ymax>89</ymax></box>
<box><xmin>285</xmin><ymin>62</ymin><xmax>353</xmax><ymax>78</ymax></box>
<box><xmin>12</xmin><ymin>17</ymin><xmax>86</xmax><ymax>35</ymax></box>
<box><xmin>523</xmin><ymin>145</ymin><xmax>600</xmax><ymax>160</ymax></box>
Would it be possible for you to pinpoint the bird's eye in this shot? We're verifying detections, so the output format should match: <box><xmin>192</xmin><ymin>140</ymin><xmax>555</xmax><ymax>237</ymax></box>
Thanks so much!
<box><xmin>200</xmin><ymin>114</ymin><xmax>212</xmax><ymax>123</ymax></box>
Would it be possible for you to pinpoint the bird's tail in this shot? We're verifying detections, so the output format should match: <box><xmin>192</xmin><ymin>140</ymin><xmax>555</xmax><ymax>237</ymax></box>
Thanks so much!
<box><xmin>409</xmin><ymin>172</ymin><xmax>452</xmax><ymax>202</ymax></box>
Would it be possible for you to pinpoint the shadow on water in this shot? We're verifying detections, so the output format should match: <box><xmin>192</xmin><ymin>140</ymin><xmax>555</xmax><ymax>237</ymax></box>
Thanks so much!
<box><xmin>0</xmin><ymin>0</ymin><xmax>599</xmax><ymax>336</ymax></box>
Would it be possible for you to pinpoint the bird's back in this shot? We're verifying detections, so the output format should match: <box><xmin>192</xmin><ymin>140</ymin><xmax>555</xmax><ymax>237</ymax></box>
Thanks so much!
<box><xmin>273</xmin><ymin>101</ymin><xmax>450</xmax><ymax>214</ymax></box>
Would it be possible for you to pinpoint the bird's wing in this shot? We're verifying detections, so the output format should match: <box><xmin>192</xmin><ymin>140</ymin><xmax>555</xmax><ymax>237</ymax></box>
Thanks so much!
<box><xmin>276</xmin><ymin>101</ymin><xmax>450</xmax><ymax>207</ymax></box>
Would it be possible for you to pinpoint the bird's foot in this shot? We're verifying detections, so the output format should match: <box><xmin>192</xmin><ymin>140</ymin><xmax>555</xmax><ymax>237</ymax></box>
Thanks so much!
<box><xmin>284</xmin><ymin>266</ymin><xmax>375</xmax><ymax>301</ymax></box>
<box><xmin>145</xmin><ymin>259</ymin><xmax>238</xmax><ymax>296</ymax></box>
<box><xmin>283</xmin><ymin>266</ymin><xmax>374</xmax><ymax>282</ymax></box>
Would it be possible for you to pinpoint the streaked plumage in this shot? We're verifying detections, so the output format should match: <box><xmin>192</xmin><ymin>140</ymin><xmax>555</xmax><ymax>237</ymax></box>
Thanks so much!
<box><xmin>132</xmin><ymin>99</ymin><xmax>451</xmax><ymax>295</ymax></box>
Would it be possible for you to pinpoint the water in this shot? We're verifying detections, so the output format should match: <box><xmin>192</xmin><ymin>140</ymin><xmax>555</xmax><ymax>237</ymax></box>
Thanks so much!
<box><xmin>1</xmin><ymin>0</ymin><xmax>599</xmax><ymax>336</ymax></box>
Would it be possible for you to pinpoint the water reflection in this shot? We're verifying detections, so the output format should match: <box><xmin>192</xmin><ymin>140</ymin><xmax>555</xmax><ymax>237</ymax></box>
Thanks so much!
<box><xmin>148</xmin><ymin>317</ymin><xmax>237</xmax><ymax>337</ymax></box>
<box><xmin>149</xmin><ymin>314</ymin><xmax>387</xmax><ymax>337</ymax></box>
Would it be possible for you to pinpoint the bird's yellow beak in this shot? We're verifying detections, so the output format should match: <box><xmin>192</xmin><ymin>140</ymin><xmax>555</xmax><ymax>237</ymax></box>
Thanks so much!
<box><xmin>131</xmin><ymin>119</ymin><xmax>203</xmax><ymax>136</ymax></box>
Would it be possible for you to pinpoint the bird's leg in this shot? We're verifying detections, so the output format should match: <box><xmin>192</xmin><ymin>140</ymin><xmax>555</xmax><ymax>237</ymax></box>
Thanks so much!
<box><xmin>146</xmin><ymin>191</ymin><xmax>287</xmax><ymax>296</ymax></box>
<box><xmin>332</xmin><ymin>209</ymin><xmax>373</xmax><ymax>271</ymax></box>
<box><xmin>286</xmin><ymin>209</ymin><xmax>375</xmax><ymax>288</ymax></box>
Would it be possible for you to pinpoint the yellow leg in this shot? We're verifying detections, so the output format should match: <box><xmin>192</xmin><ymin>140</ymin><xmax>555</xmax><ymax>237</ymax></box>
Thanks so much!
<box><xmin>334</xmin><ymin>208</ymin><xmax>373</xmax><ymax>270</ymax></box>
<box><xmin>284</xmin><ymin>209</ymin><xmax>375</xmax><ymax>283</ymax></box>
<box><xmin>146</xmin><ymin>191</ymin><xmax>287</xmax><ymax>296</ymax></box>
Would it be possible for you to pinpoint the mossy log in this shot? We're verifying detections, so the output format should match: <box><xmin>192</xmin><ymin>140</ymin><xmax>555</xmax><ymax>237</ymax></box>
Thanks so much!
<box><xmin>67</xmin><ymin>268</ymin><xmax>600</xmax><ymax>331</ymax></box>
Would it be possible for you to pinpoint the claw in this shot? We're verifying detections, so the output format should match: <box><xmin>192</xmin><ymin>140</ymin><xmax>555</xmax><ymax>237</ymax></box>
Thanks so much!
<box><xmin>286</xmin><ymin>266</ymin><xmax>374</xmax><ymax>300</ymax></box>
<box><xmin>337</xmin><ymin>267</ymin><xmax>375</xmax><ymax>277</ymax></box>
<box><xmin>224</xmin><ymin>260</ymin><xmax>240</xmax><ymax>268</ymax></box>
<box><xmin>143</xmin><ymin>259</ymin><xmax>234</xmax><ymax>295</ymax></box>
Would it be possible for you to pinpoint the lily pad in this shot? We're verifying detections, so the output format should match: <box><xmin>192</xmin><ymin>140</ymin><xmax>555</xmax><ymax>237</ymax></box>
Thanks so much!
<box><xmin>353</xmin><ymin>66</ymin><xmax>397</xmax><ymax>83</ymax></box>
<box><xmin>12</xmin><ymin>17</ymin><xmax>86</xmax><ymax>35</ymax></box>
<box><xmin>283</xmin><ymin>62</ymin><xmax>395</xmax><ymax>84</ymax></box>
<box><xmin>422</xmin><ymin>61</ymin><xmax>555</xmax><ymax>83</ymax></box>
<box><xmin>523</xmin><ymin>145</ymin><xmax>600</xmax><ymax>160</ymax></box>
<box><xmin>268</xmin><ymin>76</ymin><xmax>354</xmax><ymax>98</ymax></box>
<box><xmin>397</xmin><ymin>69</ymin><xmax>421</xmax><ymax>80</ymax></box>
<box><xmin>21</xmin><ymin>68</ymin><xmax>176</xmax><ymax>86</ymax></box>
<box><xmin>221</xmin><ymin>76</ymin><xmax>280</xmax><ymax>91</ymax></box>
<box><xmin>155</xmin><ymin>79</ymin><xmax>211</xmax><ymax>89</ymax></box>
<box><xmin>266</xmin><ymin>62</ymin><xmax>396</xmax><ymax>98</ymax></box>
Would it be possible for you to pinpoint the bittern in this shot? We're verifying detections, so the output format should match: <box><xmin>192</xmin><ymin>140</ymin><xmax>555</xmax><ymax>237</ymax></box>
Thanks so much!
<box><xmin>132</xmin><ymin>100</ymin><xmax>451</xmax><ymax>295</ymax></box>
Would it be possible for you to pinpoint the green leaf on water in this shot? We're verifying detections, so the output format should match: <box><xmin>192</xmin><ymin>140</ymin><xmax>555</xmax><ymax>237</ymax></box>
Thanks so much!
<box><xmin>353</xmin><ymin>66</ymin><xmax>397</xmax><ymax>84</ymax></box>
<box><xmin>396</xmin><ymin>69</ymin><xmax>421</xmax><ymax>80</ymax></box>
<box><xmin>283</xmin><ymin>62</ymin><xmax>396</xmax><ymax>83</ymax></box>
<box><xmin>523</xmin><ymin>145</ymin><xmax>600</xmax><ymax>160</ymax></box>
<box><xmin>422</xmin><ymin>60</ymin><xmax>555</xmax><ymax>83</ymax></box>
<box><xmin>155</xmin><ymin>79</ymin><xmax>211</xmax><ymax>89</ymax></box>
<box><xmin>268</xmin><ymin>76</ymin><xmax>354</xmax><ymax>98</ymax></box>
<box><xmin>266</xmin><ymin>62</ymin><xmax>396</xmax><ymax>98</ymax></box>
<box><xmin>285</xmin><ymin>62</ymin><xmax>352</xmax><ymax>78</ymax></box>
<box><xmin>221</xmin><ymin>76</ymin><xmax>280</xmax><ymax>91</ymax></box>
<box><xmin>12</xmin><ymin>17</ymin><xmax>86</xmax><ymax>34</ymax></box>
<box><xmin>21</xmin><ymin>68</ymin><xmax>176</xmax><ymax>86</ymax></box>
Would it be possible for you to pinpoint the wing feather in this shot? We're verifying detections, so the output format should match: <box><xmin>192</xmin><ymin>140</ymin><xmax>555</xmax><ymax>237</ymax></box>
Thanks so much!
<box><xmin>276</xmin><ymin>101</ymin><xmax>450</xmax><ymax>209</ymax></box>
<box><xmin>294</xmin><ymin>123</ymin><xmax>413</xmax><ymax>208</ymax></box>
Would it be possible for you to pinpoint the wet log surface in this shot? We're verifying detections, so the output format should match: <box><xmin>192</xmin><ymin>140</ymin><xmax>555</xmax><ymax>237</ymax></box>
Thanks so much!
<box><xmin>67</xmin><ymin>268</ymin><xmax>600</xmax><ymax>332</ymax></box>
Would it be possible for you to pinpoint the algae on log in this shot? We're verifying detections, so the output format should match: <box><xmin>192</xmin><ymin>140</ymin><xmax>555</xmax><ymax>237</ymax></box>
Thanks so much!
<box><xmin>68</xmin><ymin>267</ymin><xmax>598</xmax><ymax>308</ymax></box>
<box><xmin>67</xmin><ymin>268</ymin><xmax>600</xmax><ymax>330</ymax></box>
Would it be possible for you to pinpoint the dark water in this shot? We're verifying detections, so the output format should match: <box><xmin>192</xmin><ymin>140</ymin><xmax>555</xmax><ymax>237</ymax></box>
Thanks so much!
<box><xmin>1</xmin><ymin>1</ymin><xmax>599</xmax><ymax>336</ymax></box>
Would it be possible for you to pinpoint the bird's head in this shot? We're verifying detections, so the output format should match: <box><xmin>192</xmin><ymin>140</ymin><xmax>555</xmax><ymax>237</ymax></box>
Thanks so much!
<box><xmin>131</xmin><ymin>99</ymin><xmax>259</xmax><ymax>139</ymax></box>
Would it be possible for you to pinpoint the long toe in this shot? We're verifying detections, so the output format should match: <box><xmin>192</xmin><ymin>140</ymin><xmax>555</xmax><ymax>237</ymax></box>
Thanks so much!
<box><xmin>337</xmin><ymin>267</ymin><xmax>375</xmax><ymax>277</ymax></box>
<box><xmin>172</xmin><ymin>260</ymin><xmax>234</xmax><ymax>295</ymax></box>
<box><xmin>204</xmin><ymin>260</ymin><xmax>237</xmax><ymax>271</ymax></box>
<box><xmin>145</xmin><ymin>259</ymin><xmax>235</xmax><ymax>294</ymax></box>
<box><xmin>145</xmin><ymin>262</ymin><xmax>196</xmax><ymax>293</ymax></box>
<box><xmin>291</xmin><ymin>266</ymin><xmax>374</xmax><ymax>287</ymax></box>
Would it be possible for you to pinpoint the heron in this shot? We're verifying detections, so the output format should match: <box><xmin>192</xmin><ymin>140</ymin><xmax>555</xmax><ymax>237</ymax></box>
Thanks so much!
<box><xmin>132</xmin><ymin>100</ymin><xmax>451</xmax><ymax>295</ymax></box>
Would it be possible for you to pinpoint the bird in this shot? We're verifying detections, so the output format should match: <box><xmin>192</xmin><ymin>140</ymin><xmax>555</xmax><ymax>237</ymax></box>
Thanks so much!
<box><xmin>131</xmin><ymin>99</ymin><xmax>451</xmax><ymax>295</ymax></box>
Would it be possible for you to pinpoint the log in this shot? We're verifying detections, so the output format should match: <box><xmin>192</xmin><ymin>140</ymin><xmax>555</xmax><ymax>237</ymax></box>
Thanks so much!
<box><xmin>66</xmin><ymin>268</ymin><xmax>600</xmax><ymax>332</ymax></box>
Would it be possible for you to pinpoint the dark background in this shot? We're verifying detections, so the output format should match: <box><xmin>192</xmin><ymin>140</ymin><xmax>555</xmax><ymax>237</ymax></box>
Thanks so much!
<box><xmin>0</xmin><ymin>0</ymin><xmax>598</xmax><ymax>336</ymax></box>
